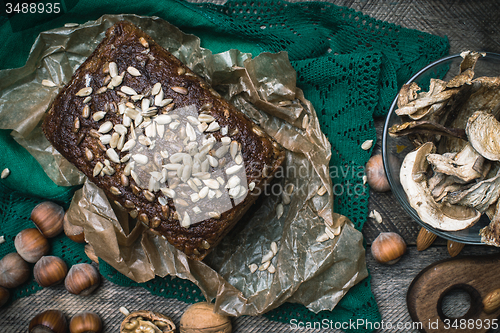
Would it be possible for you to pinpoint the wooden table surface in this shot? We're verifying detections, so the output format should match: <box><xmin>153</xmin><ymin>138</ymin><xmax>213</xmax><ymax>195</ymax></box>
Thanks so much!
<box><xmin>2</xmin><ymin>1</ymin><xmax>500</xmax><ymax>332</ymax></box>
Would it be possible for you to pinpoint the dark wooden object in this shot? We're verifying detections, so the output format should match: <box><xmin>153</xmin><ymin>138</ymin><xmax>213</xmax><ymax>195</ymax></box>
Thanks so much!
<box><xmin>407</xmin><ymin>254</ymin><xmax>500</xmax><ymax>333</ymax></box>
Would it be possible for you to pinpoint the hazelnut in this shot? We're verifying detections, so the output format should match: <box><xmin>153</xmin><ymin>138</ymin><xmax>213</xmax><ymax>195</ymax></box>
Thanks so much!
<box><xmin>0</xmin><ymin>252</ymin><xmax>30</xmax><ymax>288</ymax></box>
<box><xmin>63</xmin><ymin>213</ymin><xmax>85</xmax><ymax>243</ymax></box>
<box><xmin>179</xmin><ymin>302</ymin><xmax>232</xmax><ymax>333</ymax></box>
<box><xmin>371</xmin><ymin>232</ymin><xmax>406</xmax><ymax>264</ymax></box>
<box><xmin>365</xmin><ymin>154</ymin><xmax>399</xmax><ymax>192</ymax></box>
<box><xmin>34</xmin><ymin>256</ymin><xmax>68</xmax><ymax>287</ymax></box>
<box><xmin>69</xmin><ymin>312</ymin><xmax>102</xmax><ymax>333</ymax></box>
<box><xmin>29</xmin><ymin>309</ymin><xmax>68</xmax><ymax>333</ymax></box>
<box><xmin>0</xmin><ymin>286</ymin><xmax>9</xmax><ymax>307</ymax></box>
<box><xmin>31</xmin><ymin>201</ymin><xmax>65</xmax><ymax>238</ymax></box>
<box><xmin>14</xmin><ymin>228</ymin><xmax>50</xmax><ymax>263</ymax></box>
<box><xmin>64</xmin><ymin>263</ymin><xmax>100</xmax><ymax>296</ymax></box>
<box><xmin>120</xmin><ymin>310</ymin><xmax>175</xmax><ymax>333</ymax></box>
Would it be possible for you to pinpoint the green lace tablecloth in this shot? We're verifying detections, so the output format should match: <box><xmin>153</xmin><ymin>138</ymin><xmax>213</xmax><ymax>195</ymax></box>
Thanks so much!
<box><xmin>0</xmin><ymin>0</ymin><xmax>449</xmax><ymax>331</ymax></box>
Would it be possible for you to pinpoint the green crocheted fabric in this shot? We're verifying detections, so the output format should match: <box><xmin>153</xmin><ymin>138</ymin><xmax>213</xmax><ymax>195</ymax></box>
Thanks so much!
<box><xmin>0</xmin><ymin>130</ymin><xmax>90</xmax><ymax>302</ymax></box>
<box><xmin>0</xmin><ymin>0</ymin><xmax>449</xmax><ymax>331</ymax></box>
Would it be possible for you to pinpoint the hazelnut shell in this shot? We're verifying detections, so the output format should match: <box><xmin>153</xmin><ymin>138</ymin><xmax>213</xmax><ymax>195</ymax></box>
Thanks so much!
<box><xmin>31</xmin><ymin>201</ymin><xmax>65</xmax><ymax>238</ymax></box>
<box><xmin>0</xmin><ymin>286</ymin><xmax>9</xmax><ymax>307</ymax></box>
<box><xmin>34</xmin><ymin>256</ymin><xmax>68</xmax><ymax>287</ymax></box>
<box><xmin>371</xmin><ymin>232</ymin><xmax>406</xmax><ymax>264</ymax></box>
<box><xmin>120</xmin><ymin>310</ymin><xmax>175</xmax><ymax>333</ymax></box>
<box><xmin>64</xmin><ymin>263</ymin><xmax>100</xmax><ymax>296</ymax></box>
<box><xmin>69</xmin><ymin>312</ymin><xmax>102</xmax><ymax>333</ymax></box>
<box><xmin>179</xmin><ymin>302</ymin><xmax>232</xmax><ymax>333</ymax></box>
<box><xmin>0</xmin><ymin>252</ymin><xmax>30</xmax><ymax>288</ymax></box>
<box><xmin>14</xmin><ymin>228</ymin><xmax>50</xmax><ymax>263</ymax></box>
<box><xmin>63</xmin><ymin>213</ymin><xmax>85</xmax><ymax>243</ymax></box>
<box><xmin>29</xmin><ymin>309</ymin><xmax>68</xmax><ymax>333</ymax></box>
<box><xmin>365</xmin><ymin>154</ymin><xmax>391</xmax><ymax>192</ymax></box>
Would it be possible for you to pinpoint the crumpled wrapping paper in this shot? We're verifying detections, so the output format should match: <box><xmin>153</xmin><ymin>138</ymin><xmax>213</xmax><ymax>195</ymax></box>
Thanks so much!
<box><xmin>0</xmin><ymin>14</ymin><xmax>367</xmax><ymax>316</ymax></box>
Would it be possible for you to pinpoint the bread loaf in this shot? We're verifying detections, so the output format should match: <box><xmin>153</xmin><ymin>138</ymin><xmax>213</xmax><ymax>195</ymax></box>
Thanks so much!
<box><xmin>43</xmin><ymin>21</ymin><xmax>285</xmax><ymax>260</ymax></box>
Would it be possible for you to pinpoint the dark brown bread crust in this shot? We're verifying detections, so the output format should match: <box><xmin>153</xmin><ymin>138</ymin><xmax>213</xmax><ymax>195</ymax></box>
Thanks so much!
<box><xmin>42</xmin><ymin>21</ymin><xmax>285</xmax><ymax>260</ymax></box>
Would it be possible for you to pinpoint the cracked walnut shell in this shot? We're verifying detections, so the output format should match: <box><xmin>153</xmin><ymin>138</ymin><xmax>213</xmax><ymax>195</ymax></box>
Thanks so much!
<box><xmin>120</xmin><ymin>310</ymin><xmax>175</xmax><ymax>333</ymax></box>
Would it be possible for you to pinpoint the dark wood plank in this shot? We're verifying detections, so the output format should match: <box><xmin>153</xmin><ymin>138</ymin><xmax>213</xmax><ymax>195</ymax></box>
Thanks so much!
<box><xmin>368</xmin><ymin>245</ymin><xmax>500</xmax><ymax>333</ymax></box>
<box><xmin>330</xmin><ymin>0</ymin><xmax>500</xmax><ymax>55</ymax></box>
<box><xmin>407</xmin><ymin>253</ymin><xmax>500</xmax><ymax>333</ymax></box>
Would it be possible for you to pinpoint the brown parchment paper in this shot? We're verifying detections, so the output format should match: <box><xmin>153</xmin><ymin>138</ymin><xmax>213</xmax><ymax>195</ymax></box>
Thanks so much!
<box><xmin>0</xmin><ymin>14</ymin><xmax>367</xmax><ymax>316</ymax></box>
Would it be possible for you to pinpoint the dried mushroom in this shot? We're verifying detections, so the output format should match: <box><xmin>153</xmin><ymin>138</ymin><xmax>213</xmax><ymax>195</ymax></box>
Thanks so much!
<box><xmin>120</xmin><ymin>311</ymin><xmax>175</xmax><ymax>333</ymax></box>
<box><xmin>480</xmin><ymin>199</ymin><xmax>500</xmax><ymax>246</ymax></box>
<box><xmin>392</xmin><ymin>51</ymin><xmax>497</xmax><ymax>154</ymax></box>
<box><xmin>400</xmin><ymin>142</ymin><xmax>481</xmax><ymax>231</ymax></box>
<box><xmin>394</xmin><ymin>51</ymin><xmax>485</xmax><ymax>122</ymax></box>
<box><xmin>395</xmin><ymin>87</ymin><xmax>458</xmax><ymax>119</ymax></box>
<box><xmin>430</xmin><ymin>174</ymin><xmax>472</xmax><ymax>202</ymax></box>
<box><xmin>397</xmin><ymin>82</ymin><xmax>420</xmax><ymax>108</ymax></box>
<box><xmin>440</xmin><ymin>75</ymin><xmax>500</xmax><ymax>153</ymax></box>
<box><xmin>466</xmin><ymin>111</ymin><xmax>500</xmax><ymax>161</ymax></box>
<box><xmin>443</xmin><ymin>169</ymin><xmax>500</xmax><ymax>213</ymax></box>
<box><xmin>388</xmin><ymin>120</ymin><xmax>466</xmax><ymax>142</ymax></box>
<box><xmin>457</xmin><ymin>51</ymin><xmax>484</xmax><ymax>78</ymax></box>
<box><xmin>393</xmin><ymin>50</ymin><xmax>500</xmax><ymax>244</ymax></box>
<box><xmin>426</xmin><ymin>143</ymin><xmax>488</xmax><ymax>182</ymax></box>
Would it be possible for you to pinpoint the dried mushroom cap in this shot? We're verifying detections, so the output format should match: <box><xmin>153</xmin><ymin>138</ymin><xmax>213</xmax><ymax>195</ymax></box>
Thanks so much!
<box><xmin>397</xmin><ymin>82</ymin><xmax>420</xmax><ymax>108</ymax></box>
<box><xmin>389</xmin><ymin>120</ymin><xmax>466</xmax><ymax>141</ymax></box>
<box><xmin>485</xmin><ymin>201</ymin><xmax>497</xmax><ymax>220</ymax></box>
<box><xmin>395</xmin><ymin>88</ymin><xmax>458</xmax><ymax>118</ymax></box>
<box><xmin>446</xmin><ymin>51</ymin><xmax>484</xmax><ymax>88</ymax></box>
<box><xmin>426</xmin><ymin>143</ymin><xmax>486</xmax><ymax>182</ymax></box>
<box><xmin>430</xmin><ymin>174</ymin><xmax>472</xmax><ymax>202</ymax></box>
<box><xmin>400</xmin><ymin>142</ymin><xmax>481</xmax><ymax>231</ymax></box>
<box><xmin>427</xmin><ymin>170</ymin><xmax>447</xmax><ymax>193</ymax></box>
<box><xmin>120</xmin><ymin>311</ymin><xmax>175</xmax><ymax>333</ymax></box>
<box><xmin>396</xmin><ymin>79</ymin><xmax>447</xmax><ymax>114</ymax></box>
<box><xmin>466</xmin><ymin>111</ymin><xmax>500</xmax><ymax>161</ymax></box>
<box><xmin>480</xmin><ymin>199</ymin><xmax>500</xmax><ymax>246</ymax></box>
<box><xmin>443</xmin><ymin>76</ymin><xmax>500</xmax><ymax>153</ymax></box>
<box><xmin>411</xmin><ymin>141</ymin><xmax>436</xmax><ymax>182</ymax></box>
<box><xmin>407</xmin><ymin>102</ymin><xmax>447</xmax><ymax>121</ymax></box>
<box><xmin>443</xmin><ymin>169</ymin><xmax>500</xmax><ymax>213</ymax></box>
<box><xmin>459</xmin><ymin>51</ymin><xmax>484</xmax><ymax>76</ymax></box>
<box><xmin>395</xmin><ymin>79</ymin><xmax>450</xmax><ymax>120</ymax></box>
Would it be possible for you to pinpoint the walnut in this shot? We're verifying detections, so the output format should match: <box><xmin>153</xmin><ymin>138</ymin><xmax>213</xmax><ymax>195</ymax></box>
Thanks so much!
<box><xmin>120</xmin><ymin>310</ymin><xmax>175</xmax><ymax>333</ymax></box>
<box><xmin>179</xmin><ymin>302</ymin><xmax>231</xmax><ymax>333</ymax></box>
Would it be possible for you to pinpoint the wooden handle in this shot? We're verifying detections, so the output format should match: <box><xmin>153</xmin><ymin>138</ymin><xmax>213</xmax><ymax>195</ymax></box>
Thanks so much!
<box><xmin>407</xmin><ymin>253</ymin><xmax>500</xmax><ymax>333</ymax></box>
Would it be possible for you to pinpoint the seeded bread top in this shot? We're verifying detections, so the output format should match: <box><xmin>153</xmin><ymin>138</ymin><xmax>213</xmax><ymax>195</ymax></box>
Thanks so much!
<box><xmin>42</xmin><ymin>21</ymin><xmax>285</xmax><ymax>260</ymax></box>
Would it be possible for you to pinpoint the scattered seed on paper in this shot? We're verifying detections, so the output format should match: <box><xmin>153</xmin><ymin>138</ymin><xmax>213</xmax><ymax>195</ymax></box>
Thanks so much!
<box><xmin>249</xmin><ymin>264</ymin><xmax>258</xmax><ymax>273</ymax></box>
<box><xmin>41</xmin><ymin>79</ymin><xmax>57</xmax><ymax>87</ymax></box>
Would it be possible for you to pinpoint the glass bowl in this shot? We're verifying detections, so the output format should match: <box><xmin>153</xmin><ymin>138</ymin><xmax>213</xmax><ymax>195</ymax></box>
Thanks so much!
<box><xmin>382</xmin><ymin>52</ymin><xmax>500</xmax><ymax>245</ymax></box>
